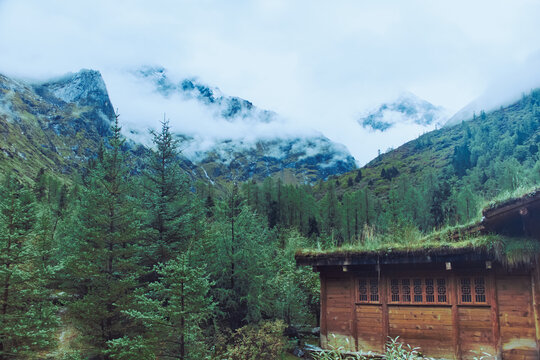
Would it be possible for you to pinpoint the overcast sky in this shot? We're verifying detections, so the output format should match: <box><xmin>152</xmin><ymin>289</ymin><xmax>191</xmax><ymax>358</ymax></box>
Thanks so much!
<box><xmin>1</xmin><ymin>0</ymin><xmax>540</xmax><ymax>164</ymax></box>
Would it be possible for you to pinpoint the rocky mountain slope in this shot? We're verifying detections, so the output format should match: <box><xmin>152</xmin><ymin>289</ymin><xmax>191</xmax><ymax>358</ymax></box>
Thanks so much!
<box><xmin>0</xmin><ymin>69</ymin><xmax>356</xmax><ymax>184</ymax></box>
<box><xmin>333</xmin><ymin>89</ymin><xmax>540</xmax><ymax>199</ymax></box>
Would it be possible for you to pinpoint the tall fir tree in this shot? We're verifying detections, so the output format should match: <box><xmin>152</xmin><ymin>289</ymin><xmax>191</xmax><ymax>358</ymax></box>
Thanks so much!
<box><xmin>63</xmin><ymin>115</ymin><xmax>144</xmax><ymax>358</ymax></box>
<box><xmin>111</xmin><ymin>253</ymin><xmax>215</xmax><ymax>360</ymax></box>
<box><xmin>143</xmin><ymin>119</ymin><xmax>201</xmax><ymax>269</ymax></box>
<box><xmin>0</xmin><ymin>174</ymin><xmax>58</xmax><ymax>359</ymax></box>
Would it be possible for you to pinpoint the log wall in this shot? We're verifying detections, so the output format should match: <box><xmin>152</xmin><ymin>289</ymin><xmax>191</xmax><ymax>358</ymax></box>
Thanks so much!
<box><xmin>320</xmin><ymin>270</ymin><xmax>540</xmax><ymax>359</ymax></box>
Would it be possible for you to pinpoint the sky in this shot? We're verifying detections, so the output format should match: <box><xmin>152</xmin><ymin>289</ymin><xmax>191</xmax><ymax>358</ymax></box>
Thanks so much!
<box><xmin>1</xmin><ymin>0</ymin><xmax>540</xmax><ymax>164</ymax></box>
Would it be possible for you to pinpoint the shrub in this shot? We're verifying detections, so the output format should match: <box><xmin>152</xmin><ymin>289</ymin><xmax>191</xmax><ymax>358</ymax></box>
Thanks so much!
<box><xmin>224</xmin><ymin>320</ymin><xmax>286</xmax><ymax>360</ymax></box>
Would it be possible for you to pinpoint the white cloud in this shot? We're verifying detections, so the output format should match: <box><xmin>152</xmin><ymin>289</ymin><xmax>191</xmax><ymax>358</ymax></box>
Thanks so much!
<box><xmin>1</xmin><ymin>0</ymin><xmax>540</xmax><ymax>164</ymax></box>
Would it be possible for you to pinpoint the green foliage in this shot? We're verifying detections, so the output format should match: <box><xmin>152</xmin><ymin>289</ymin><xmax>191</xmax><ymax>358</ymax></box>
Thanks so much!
<box><xmin>119</xmin><ymin>254</ymin><xmax>215</xmax><ymax>360</ymax></box>
<box><xmin>312</xmin><ymin>337</ymin><xmax>422</xmax><ymax>360</ymax></box>
<box><xmin>143</xmin><ymin>119</ymin><xmax>202</xmax><ymax>266</ymax></box>
<box><xmin>106</xmin><ymin>336</ymin><xmax>156</xmax><ymax>360</ymax></box>
<box><xmin>0</xmin><ymin>173</ymin><xmax>59</xmax><ymax>359</ymax></box>
<box><xmin>61</xmin><ymin>115</ymin><xmax>145</xmax><ymax>357</ymax></box>
<box><xmin>383</xmin><ymin>337</ymin><xmax>420</xmax><ymax>360</ymax></box>
<box><xmin>223</xmin><ymin>320</ymin><xmax>286</xmax><ymax>360</ymax></box>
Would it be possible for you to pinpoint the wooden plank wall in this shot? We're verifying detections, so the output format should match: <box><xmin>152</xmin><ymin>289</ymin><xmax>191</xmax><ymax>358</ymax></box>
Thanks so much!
<box><xmin>497</xmin><ymin>275</ymin><xmax>538</xmax><ymax>360</ymax></box>
<box><xmin>321</xmin><ymin>271</ymin><xmax>540</xmax><ymax>359</ymax></box>
<box><xmin>458</xmin><ymin>307</ymin><xmax>495</xmax><ymax>360</ymax></box>
<box><xmin>355</xmin><ymin>305</ymin><xmax>383</xmax><ymax>352</ymax></box>
<box><xmin>323</xmin><ymin>275</ymin><xmax>355</xmax><ymax>350</ymax></box>
<box><xmin>388</xmin><ymin>306</ymin><xmax>454</xmax><ymax>359</ymax></box>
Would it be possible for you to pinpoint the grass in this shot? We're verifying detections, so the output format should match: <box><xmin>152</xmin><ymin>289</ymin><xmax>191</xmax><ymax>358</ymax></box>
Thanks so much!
<box><xmin>296</xmin><ymin>223</ymin><xmax>539</xmax><ymax>268</ymax></box>
<box><xmin>483</xmin><ymin>185</ymin><xmax>540</xmax><ymax>211</ymax></box>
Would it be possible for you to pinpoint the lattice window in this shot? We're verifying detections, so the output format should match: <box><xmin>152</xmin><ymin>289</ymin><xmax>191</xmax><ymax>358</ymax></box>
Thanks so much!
<box><xmin>370</xmin><ymin>279</ymin><xmax>379</xmax><ymax>302</ymax></box>
<box><xmin>437</xmin><ymin>278</ymin><xmax>447</xmax><ymax>303</ymax></box>
<box><xmin>358</xmin><ymin>279</ymin><xmax>368</xmax><ymax>302</ymax></box>
<box><xmin>389</xmin><ymin>277</ymin><xmax>448</xmax><ymax>305</ymax></box>
<box><xmin>475</xmin><ymin>278</ymin><xmax>486</xmax><ymax>303</ymax></box>
<box><xmin>358</xmin><ymin>278</ymin><xmax>379</xmax><ymax>303</ymax></box>
<box><xmin>459</xmin><ymin>277</ymin><xmax>487</xmax><ymax>305</ymax></box>
<box><xmin>402</xmin><ymin>279</ymin><xmax>411</xmax><ymax>302</ymax></box>
<box><xmin>413</xmin><ymin>278</ymin><xmax>423</xmax><ymax>303</ymax></box>
<box><xmin>425</xmin><ymin>278</ymin><xmax>435</xmax><ymax>303</ymax></box>
<box><xmin>390</xmin><ymin>279</ymin><xmax>400</xmax><ymax>302</ymax></box>
<box><xmin>461</xmin><ymin>278</ymin><xmax>472</xmax><ymax>303</ymax></box>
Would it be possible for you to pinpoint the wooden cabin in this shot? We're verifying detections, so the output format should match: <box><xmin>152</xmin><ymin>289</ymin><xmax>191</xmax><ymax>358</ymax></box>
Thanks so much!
<box><xmin>296</xmin><ymin>190</ymin><xmax>540</xmax><ymax>360</ymax></box>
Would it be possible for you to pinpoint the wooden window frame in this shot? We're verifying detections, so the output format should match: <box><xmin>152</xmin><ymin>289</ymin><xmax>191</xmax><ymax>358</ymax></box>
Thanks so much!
<box><xmin>387</xmin><ymin>277</ymin><xmax>449</xmax><ymax>305</ymax></box>
<box><xmin>356</xmin><ymin>278</ymin><xmax>380</xmax><ymax>304</ymax></box>
<box><xmin>458</xmin><ymin>276</ymin><xmax>489</xmax><ymax>306</ymax></box>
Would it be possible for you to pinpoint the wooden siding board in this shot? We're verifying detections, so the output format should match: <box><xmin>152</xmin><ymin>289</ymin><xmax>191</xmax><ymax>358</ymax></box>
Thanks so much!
<box><xmin>497</xmin><ymin>275</ymin><xmax>539</xmax><ymax>360</ymax></box>
<box><xmin>388</xmin><ymin>305</ymin><xmax>454</xmax><ymax>358</ymax></box>
<box><xmin>458</xmin><ymin>307</ymin><xmax>495</xmax><ymax>360</ymax></box>
<box><xmin>355</xmin><ymin>305</ymin><xmax>383</xmax><ymax>352</ymax></box>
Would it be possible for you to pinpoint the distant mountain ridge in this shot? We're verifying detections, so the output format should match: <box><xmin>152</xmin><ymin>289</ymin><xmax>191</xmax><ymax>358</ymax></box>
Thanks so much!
<box><xmin>0</xmin><ymin>69</ymin><xmax>356</xmax><ymax>184</ymax></box>
<box><xmin>125</xmin><ymin>66</ymin><xmax>357</xmax><ymax>183</ymax></box>
<box><xmin>136</xmin><ymin>66</ymin><xmax>277</xmax><ymax>123</ymax></box>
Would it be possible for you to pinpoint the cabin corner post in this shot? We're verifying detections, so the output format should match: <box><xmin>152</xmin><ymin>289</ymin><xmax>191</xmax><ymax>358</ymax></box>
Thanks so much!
<box><xmin>532</xmin><ymin>261</ymin><xmax>540</xmax><ymax>353</ymax></box>
<box><xmin>350</xmin><ymin>274</ymin><xmax>358</xmax><ymax>351</ymax></box>
<box><xmin>320</xmin><ymin>272</ymin><xmax>328</xmax><ymax>347</ymax></box>
<box><xmin>450</xmin><ymin>273</ymin><xmax>461</xmax><ymax>360</ymax></box>
<box><xmin>489</xmin><ymin>272</ymin><xmax>502</xmax><ymax>360</ymax></box>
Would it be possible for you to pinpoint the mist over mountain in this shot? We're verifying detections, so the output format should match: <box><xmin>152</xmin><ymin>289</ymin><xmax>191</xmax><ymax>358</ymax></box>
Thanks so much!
<box><xmin>0</xmin><ymin>68</ymin><xmax>356</xmax><ymax>183</ymax></box>
<box><xmin>446</xmin><ymin>51</ymin><xmax>540</xmax><ymax>126</ymax></box>
<box><xmin>358</xmin><ymin>92</ymin><xmax>448</xmax><ymax>132</ymax></box>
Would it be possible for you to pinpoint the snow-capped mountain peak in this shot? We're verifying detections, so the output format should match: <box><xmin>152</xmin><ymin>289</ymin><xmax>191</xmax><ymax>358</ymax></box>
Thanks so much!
<box><xmin>134</xmin><ymin>66</ymin><xmax>276</xmax><ymax>123</ymax></box>
<box><xmin>358</xmin><ymin>92</ymin><xmax>448</xmax><ymax>132</ymax></box>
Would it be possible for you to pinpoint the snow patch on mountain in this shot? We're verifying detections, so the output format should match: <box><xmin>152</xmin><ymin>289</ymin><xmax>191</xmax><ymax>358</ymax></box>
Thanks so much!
<box><xmin>99</xmin><ymin>67</ymin><xmax>358</xmax><ymax>180</ymax></box>
<box><xmin>39</xmin><ymin>69</ymin><xmax>109</xmax><ymax>105</ymax></box>
<box><xmin>358</xmin><ymin>92</ymin><xmax>448</xmax><ymax>132</ymax></box>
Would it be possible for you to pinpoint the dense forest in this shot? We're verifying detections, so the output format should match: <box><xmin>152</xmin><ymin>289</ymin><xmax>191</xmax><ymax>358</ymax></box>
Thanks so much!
<box><xmin>2</xmin><ymin>89</ymin><xmax>540</xmax><ymax>359</ymax></box>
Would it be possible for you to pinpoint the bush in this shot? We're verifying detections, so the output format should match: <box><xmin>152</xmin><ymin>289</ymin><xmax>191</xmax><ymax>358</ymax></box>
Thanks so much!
<box><xmin>224</xmin><ymin>320</ymin><xmax>286</xmax><ymax>360</ymax></box>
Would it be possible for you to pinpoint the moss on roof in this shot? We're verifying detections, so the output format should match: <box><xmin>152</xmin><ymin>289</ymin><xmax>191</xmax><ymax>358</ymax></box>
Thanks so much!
<box><xmin>296</xmin><ymin>227</ymin><xmax>539</xmax><ymax>268</ymax></box>
<box><xmin>297</xmin><ymin>187</ymin><xmax>540</xmax><ymax>268</ymax></box>
<box><xmin>483</xmin><ymin>186</ymin><xmax>540</xmax><ymax>212</ymax></box>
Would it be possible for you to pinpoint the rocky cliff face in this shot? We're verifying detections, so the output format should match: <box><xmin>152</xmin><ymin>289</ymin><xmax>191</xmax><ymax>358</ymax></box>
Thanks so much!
<box><xmin>0</xmin><ymin>70</ymin><xmax>118</xmax><ymax>179</ymax></box>
<box><xmin>0</xmin><ymin>69</ymin><xmax>356</xmax><ymax>184</ymax></box>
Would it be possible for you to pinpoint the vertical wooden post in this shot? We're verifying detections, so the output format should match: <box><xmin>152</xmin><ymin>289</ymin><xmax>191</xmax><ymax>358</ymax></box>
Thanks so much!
<box><xmin>489</xmin><ymin>272</ymin><xmax>502</xmax><ymax>359</ymax></box>
<box><xmin>450</xmin><ymin>273</ymin><xmax>461</xmax><ymax>360</ymax></box>
<box><xmin>380</xmin><ymin>275</ymin><xmax>389</xmax><ymax>352</ymax></box>
<box><xmin>350</xmin><ymin>274</ymin><xmax>358</xmax><ymax>351</ymax></box>
<box><xmin>320</xmin><ymin>272</ymin><xmax>327</xmax><ymax>347</ymax></box>
<box><xmin>531</xmin><ymin>263</ymin><xmax>540</xmax><ymax>354</ymax></box>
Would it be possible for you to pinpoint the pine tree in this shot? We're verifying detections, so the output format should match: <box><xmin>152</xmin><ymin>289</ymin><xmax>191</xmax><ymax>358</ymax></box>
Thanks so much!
<box><xmin>63</xmin><ymin>115</ymin><xmax>144</xmax><ymax>358</ymax></box>
<box><xmin>112</xmin><ymin>254</ymin><xmax>215</xmax><ymax>360</ymax></box>
<box><xmin>143</xmin><ymin>119</ymin><xmax>201</xmax><ymax>268</ymax></box>
<box><xmin>0</xmin><ymin>174</ymin><xmax>58</xmax><ymax>359</ymax></box>
<box><xmin>208</xmin><ymin>184</ymin><xmax>275</xmax><ymax>329</ymax></box>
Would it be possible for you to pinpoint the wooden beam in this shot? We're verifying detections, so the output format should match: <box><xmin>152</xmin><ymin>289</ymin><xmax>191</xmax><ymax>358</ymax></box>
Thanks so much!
<box><xmin>350</xmin><ymin>274</ymin><xmax>358</xmax><ymax>351</ymax></box>
<box><xmin>380</xmin><ymin>274</ymin><xmax>389</xmax><ymax>352</ymax></box>
<box><xmin>320</xmin><ymin>273</ymin><xmax>327</xmax><ymax>341</ymax></box>
<box><xmin>489</xmin><ymin>272</ymin><xmax>502</xmax><ymax>359</ymax></box>
<box><xmin>450</xmin><ymin>273</ymin><xmax>461</xmax><ymax>360</ymax></box>
<box><xmin>532</xmin><ymin>261</ymin><xmax>540</xmax><ymax>353</ymax></box>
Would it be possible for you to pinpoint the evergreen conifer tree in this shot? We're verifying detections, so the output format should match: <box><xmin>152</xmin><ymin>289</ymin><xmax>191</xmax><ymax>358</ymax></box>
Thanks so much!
<box><xmin>143</xmin><ymin>119</ymin><xmax>201</xmax><ymax>268</ymax></box>
<box><xmin>63</xmin><ymin>115</ymin><xmax>144</xmax><ymax>358</ymax></box>
<box><xmin>0</xmin><ymin>174</ymin><xmax>58</xmax><ymax>359</ymax></box>
<box><xmin>111</xmin><ymin>253</ymin><xmax>215</xmax><ymax>360</ymax></box>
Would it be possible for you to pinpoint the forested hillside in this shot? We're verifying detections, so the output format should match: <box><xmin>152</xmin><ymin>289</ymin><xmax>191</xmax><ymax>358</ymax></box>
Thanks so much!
<box><xmin>1</xmin><ymin>88</ymin><xmax>540</xmax><ymax>359</ymax></box>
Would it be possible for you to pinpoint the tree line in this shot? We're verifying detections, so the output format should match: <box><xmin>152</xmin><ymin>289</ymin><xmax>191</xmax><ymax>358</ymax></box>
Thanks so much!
<box><xmin>2</xmin><ymin>88</ymin><xmax>540</xmax><ymax>359</ymax></box>
<box><xmin>0</xmin><ymin>116</ymin><xmax>318</xmax><ymax>360</ymax></box>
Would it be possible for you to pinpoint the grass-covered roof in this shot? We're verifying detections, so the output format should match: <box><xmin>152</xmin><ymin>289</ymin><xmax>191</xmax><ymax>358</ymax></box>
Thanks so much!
<box><xmin>296</xmin><ymin>187</ymin><xmax>540</xmax><ymax>268</ymax></box>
